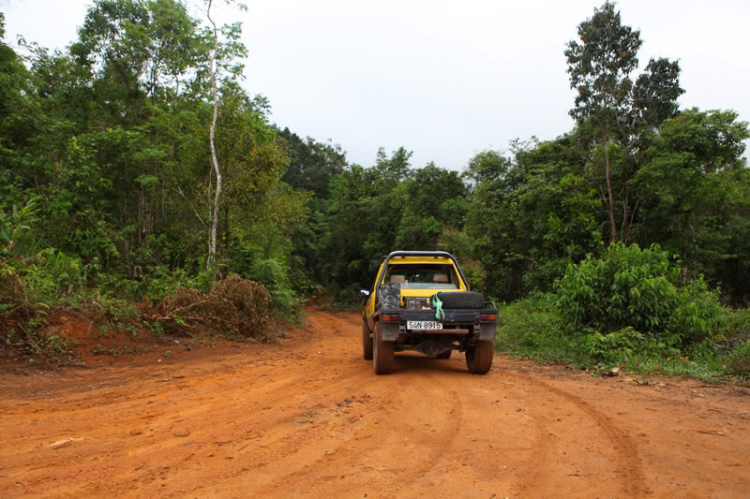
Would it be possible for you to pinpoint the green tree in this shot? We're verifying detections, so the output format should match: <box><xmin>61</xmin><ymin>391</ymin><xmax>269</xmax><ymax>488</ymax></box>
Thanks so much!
<box><xmin>395</xmin><ymin>162</ymin><xmax>468</xmax><ymax>250</ymax></box>
<box><xmin>375</xmin><ymin>146</ymin><xmax>413</xmax><ymax>185</ymax></box>
<box><xmin>0</xmin><ymin>17</ymin><xmax>29</xmax><ymax>201</ymax></box>
<box><xmin>203</xmin><ymin>0</ymin><xmax>248</xmax><ymax>267</ymax></box>
<box><xmin>279</xmin><ymin>129</ymin><xmax>346</xmax><ymax>198</ymax></box>
<box><xmin>633</xmin><ymin>58</ymin><xmax>684</xmax><ymax>131</ymax></box>
<box><xmin>633</xmin><ymin>109</ymin><xmax>750</xmax><ymax>289</ymax></box>
<box><xmin>466</xmin><ymin>136</ymin><xmax>601</xmax><ymax>300</ymax></box>
<box><xmin>565</xmin><ymin>1</ymin><xmax>642</xmax><ymax>244</ymax></box>
<box><xmin>277</xmin><ymin>130</ymin><xmax>347</xmax><ymax>285</ymax></box>
<box><xmin>214</xmin><ymin>87</ymin><xmax>288</xmax><ymax>259</ymax></box>
<box><xmin>566</xmin><ymin>2</ymin><xmax>684</xmax><ymax>245</ymax></box>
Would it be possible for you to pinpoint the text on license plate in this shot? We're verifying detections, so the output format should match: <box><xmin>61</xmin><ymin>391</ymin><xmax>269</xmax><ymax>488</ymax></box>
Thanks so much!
<box><xmin>407</xmin><ymin>321</ymin><xmax>443</xmax><ymax>330</ymax></box>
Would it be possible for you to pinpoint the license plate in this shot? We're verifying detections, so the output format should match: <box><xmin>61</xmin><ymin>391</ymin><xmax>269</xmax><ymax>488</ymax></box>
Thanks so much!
<box><xmin>407</xmin><ymin>321</ymin><xmax>443</xmax><ymax>331</ymax></box>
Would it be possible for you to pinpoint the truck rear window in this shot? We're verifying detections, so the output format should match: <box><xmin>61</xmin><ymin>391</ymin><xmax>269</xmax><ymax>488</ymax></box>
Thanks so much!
<box><xmin>383</xmin><ymin>264</ymin><xmax>459</xmax><ymax>289</ymax></box>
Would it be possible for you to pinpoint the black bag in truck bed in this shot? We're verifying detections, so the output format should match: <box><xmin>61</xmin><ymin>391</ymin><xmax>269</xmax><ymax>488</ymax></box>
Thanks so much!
<box><xmin>434</xmin><ymin>291</ymin><xmax>485</xmax><ymax>309</ymax></box>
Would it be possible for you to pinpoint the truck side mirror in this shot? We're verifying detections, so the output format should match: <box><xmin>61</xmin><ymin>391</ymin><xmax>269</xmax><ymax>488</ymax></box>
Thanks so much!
<box><xmin>360</xmin><ymin>289</ymin><xmax>371</xmax><ymax>301</ymax></box>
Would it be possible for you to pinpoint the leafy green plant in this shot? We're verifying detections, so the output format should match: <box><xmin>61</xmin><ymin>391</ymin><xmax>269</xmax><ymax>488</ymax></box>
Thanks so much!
<box><xmin>144</xmin><ymin>266</ymin><xmax>216</xmax><ymax>301</ymax></box>
<box><xmin>555</xmin><ymin>244</ymin><xmax>723</xmax><ymax>347</ymax></box>
<box><xmin>724</xmin><ymin>341</ymin><xmax>750</xmax><ymax>377</ymax></box>
<box><xmin>0</xmin><ymin>195</ymin><xmax>42</xmax><ymax>261</ymax></box>
<box><xmin>249</xmin><ymin>258</ymin><xmax>301</xmax><ymax>319</ymax></box>
<box><xmin>145</xmin><ymin>321</ymin><xmax>165</xmax><ymax>335</ymax></box>
<box><xmin>582</xmin><ymin>327</ymin><xmax>645</xmax><ymax>364</ymax></box>
<box><xmin>494</xmin><ymin>294</ymin><xmax>593</xmax><ymax>366</ymax></box>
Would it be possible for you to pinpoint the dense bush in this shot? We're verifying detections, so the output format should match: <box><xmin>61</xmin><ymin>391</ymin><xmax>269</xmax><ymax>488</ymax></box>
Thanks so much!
<box><xmin>717</xmin><ymin>308</ymin><xmax>750</xmax><ymax>376</ymax></box>
<box><xmin>491</xmin><ymin>246</ymin><xmax>749</xmax><ymax>380</ymax></box>
<box><xmin>555</xmin><ymin>244</ymin><xmax>723</xmax><ymax>347</ymax></box>
<box><xmin>494</xmin><ymin>296</ymin><xmax>743</xmax><ymax>380</ymax></box>
<box><xmin>1</xmin><ymin>198</ymin><xmax>80</xmax><ymax>356</ymax></box>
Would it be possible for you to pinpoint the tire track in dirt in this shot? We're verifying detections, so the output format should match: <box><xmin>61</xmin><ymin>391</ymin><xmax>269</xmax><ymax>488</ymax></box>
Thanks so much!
<box><xmin>503</xmin><ymin>371</ymin><xmax>647</xmax><ymax>497</ymax></box>
<box><xmin>346</xmin><ymin>374</ymin><xmax>466</xmax><ymax>498</ymax></box>
<box><xmin>249</xmin><ymin>313</ymin><xmax>557</xmax><ymax>498</ymax></box>
<box><xmin>147</xmin><ymin>316</ymin><xmax>380</xmax><ymax>496</ymax></box>
<box><xmin>223</xmin><ymin>311</ymin><xmax>641</xmax><ymax>498</ymax></box>
<box><xmin>3</xmin><ymin>309</ymin><xmax>749</xmax><ymax>498</ymax></box>
<box><xmin>226</xmin><ymin>365</ymin><xmax>468</xmax><ymax>497</ymax></box>
<box><xmin>309</xmin><ymin>312</ymin><xmax>645</xmax><ymax>498</ymax></box>
<box><xmin>179</xmin><ymin>312</ymin><xmax>467</xmax><ymax>498</ymax></box>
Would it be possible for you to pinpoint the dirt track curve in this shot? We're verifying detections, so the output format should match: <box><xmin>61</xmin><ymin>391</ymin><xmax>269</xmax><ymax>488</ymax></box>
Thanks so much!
<box><xmin>1</xmin><ymin>310</ymin><xmax>749</xmax><ymax>498</ymax></box>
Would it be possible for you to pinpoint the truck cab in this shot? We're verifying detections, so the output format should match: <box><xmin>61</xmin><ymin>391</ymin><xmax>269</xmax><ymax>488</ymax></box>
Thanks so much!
<box><xmin>361</xmin><ymin>251</ymin><xmax>497</xmax><ymax>374</ymax></box>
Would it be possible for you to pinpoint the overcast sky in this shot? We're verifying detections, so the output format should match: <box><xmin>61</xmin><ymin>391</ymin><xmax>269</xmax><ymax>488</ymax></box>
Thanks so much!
<box><xmin>3</xmin><ymin>0</ymin><xmax>749</xmax><ymax>169</ymax></box>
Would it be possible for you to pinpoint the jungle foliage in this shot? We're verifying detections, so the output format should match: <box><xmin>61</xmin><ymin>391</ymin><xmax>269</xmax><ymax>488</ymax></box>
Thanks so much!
<box><xmin>1</xmin><ymin>2</ymin><xmax>749</xmax><ymax>376</ymax></box>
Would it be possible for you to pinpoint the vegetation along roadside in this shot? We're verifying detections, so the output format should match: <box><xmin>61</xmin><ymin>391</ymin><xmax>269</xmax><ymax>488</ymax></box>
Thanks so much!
<box><xmin>1</xmin><ymin>2</ymin><xmax>748</xmax><ymax>381</ymax></box>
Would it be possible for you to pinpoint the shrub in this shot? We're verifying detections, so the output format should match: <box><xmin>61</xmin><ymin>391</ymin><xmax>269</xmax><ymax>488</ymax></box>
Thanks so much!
<box><xmin>717</xmin><ymin>307</ymin><xmax>750</xmax><ymax>347</ymax></box>
<box><xmin>249</xmin><ymin>258</ymin><xmax>300</xmax><ymax>318</ymax></box>
<box><xmin>554</xmin><ymin>244</ymin><xmax>723</xmax><ymax>347</ymax></box>
<box><xmin>582</xmin><ymin>327</ymin><xmax>645</xmax><ymax>364</ymax></box>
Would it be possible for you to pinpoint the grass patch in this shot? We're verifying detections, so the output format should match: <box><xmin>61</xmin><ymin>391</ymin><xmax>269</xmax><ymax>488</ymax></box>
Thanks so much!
<box><xmin>494</xmin><ymin>295</ymin><xmax>592</xmax><ymax>367</ymax></box>
<box><xmin>622</xmin><ymin>351</ymin><xmax>726</xmax><ymax>382</ymax></box>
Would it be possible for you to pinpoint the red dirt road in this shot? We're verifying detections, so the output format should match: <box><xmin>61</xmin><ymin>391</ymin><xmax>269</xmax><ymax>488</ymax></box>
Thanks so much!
<box><xmin>1</xmin><ymin>310</ymin><xmax>749</xmax><ymax>498</ymax></box>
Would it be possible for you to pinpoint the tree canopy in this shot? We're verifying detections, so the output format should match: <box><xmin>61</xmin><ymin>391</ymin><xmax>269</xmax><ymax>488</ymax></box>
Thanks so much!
<box><xmin>1</xmin><ymin>0</ymin><xmax>748</xmax><ymax>317</ymax></box>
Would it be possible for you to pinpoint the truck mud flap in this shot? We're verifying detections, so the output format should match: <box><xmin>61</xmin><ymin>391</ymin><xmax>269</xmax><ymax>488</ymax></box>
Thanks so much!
<box><xmin>380</xmin><ymin>322</ymin><xmax>400</xmax><ymax>341</ymax></box>
<box><xmin>479</xmin><ymin>323</ymin><xmax>496</xmax><ymax>340</ymax></box>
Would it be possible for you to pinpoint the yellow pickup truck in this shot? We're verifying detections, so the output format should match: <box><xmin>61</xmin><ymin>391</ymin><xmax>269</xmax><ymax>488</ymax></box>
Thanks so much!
<box><xmin>361</xmin><ymin>251</ymin><xmax>497</xmax><ymax>374</ymax></box>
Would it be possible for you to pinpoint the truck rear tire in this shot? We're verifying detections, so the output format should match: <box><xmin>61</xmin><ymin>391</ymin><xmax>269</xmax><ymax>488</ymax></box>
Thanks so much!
<box><xmin>373</xmin><ymin>322</ymin><xmax>395</xmax><ymax>374</ymax></box>
<box><xmin>466</xmin><ymin>340</ymin><xmax>493</xmax><ymax>374</ymax></box>
<box><xmin>362</xmin><ymin>320</ymin><xmax>373</xmax><ymax>360</ymax></box>
<box><xmin>436</xmin><ymin>350</ymin><xmax>452</xmax><ymax>359</ymax></box>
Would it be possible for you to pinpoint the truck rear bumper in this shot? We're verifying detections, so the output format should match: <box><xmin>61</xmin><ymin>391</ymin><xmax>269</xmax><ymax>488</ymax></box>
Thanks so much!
<box><xmin>377</xmin><ymin>309</ymin><xmax>497</xmax><ymax>341</ymax></box>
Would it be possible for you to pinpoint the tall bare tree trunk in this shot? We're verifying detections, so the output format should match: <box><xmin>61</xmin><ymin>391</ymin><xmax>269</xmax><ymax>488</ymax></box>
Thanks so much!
<box><xmin>206</xmin><ymin>0</ymin><xmax>222</xmax><ymax>268</ymax></box>
<box><xmin>603</xmin><ymin>130</ymin><xmax>617</xmax><ymax>244</ymax></box>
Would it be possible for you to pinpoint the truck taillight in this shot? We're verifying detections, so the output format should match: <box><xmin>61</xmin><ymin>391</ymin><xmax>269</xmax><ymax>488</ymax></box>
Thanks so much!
<box><xmin>480</xmin><ymin>314</ymin><xmax>496</xmax><ymax>321</ymax></box>
<box><xmin>381</xmin><ymin>314</ymin><xmax>400</xmax><ymax>322</ymax></box>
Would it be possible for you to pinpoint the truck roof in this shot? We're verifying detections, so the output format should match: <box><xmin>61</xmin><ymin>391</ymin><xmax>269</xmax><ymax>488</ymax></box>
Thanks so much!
<box><xmin>385</xmin><ymin>251</ymin><xmax>457</xmax><ymax>259</ymax></box>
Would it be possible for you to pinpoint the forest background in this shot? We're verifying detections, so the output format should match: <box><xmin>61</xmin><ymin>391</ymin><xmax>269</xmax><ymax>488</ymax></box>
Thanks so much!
<box><xmin>1</xmin><ymin>1</ymin><xmax>749</xmax><ymax>379</ymax></box>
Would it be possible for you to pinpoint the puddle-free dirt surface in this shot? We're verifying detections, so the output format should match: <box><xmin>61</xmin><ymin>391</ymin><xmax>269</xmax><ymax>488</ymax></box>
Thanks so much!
<box><xmin>1</xmin><ymin>310</ymin><xmax>749</xmax><ymax>498</ymax></box>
